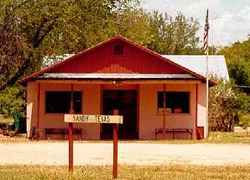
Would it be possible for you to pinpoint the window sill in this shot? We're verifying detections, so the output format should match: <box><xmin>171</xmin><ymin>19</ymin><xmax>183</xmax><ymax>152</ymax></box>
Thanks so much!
<box><xmin>156</xmin><ymin>110</ymin><xmax>191</xmax><ymax>116</ymax></box>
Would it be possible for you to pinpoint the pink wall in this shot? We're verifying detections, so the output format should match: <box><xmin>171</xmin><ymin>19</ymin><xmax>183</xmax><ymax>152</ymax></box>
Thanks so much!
<box><xmin>26</xmin><ymin>81</ymin><xmax>206</xmax><ymax>140</ymax></box>
<box><xmin>27</xmin><ymin>82</ymin><xmax>101</xmax><ymax>139</ymax></box>
<box><xmin>139</xmin><ymin>84</ymin><xmax>197</xmax><ymax>139</ymax></box>
<box><xmin>26</xmin><ymin>82</ymin><xmax>38</xmax><ymax>137</ymax></box>
<box><xmin>197</xmin><ymin>83</ymin><xmax>207</xmax><ymax>137</ymax></box>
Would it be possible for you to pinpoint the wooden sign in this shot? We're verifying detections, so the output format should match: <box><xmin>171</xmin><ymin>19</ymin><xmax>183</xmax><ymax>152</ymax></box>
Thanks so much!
<box><xmin>64</xmin><ymin>114</ymin><xmax>123</xmax><ymax>124</ymax></box>
<box><xmin>65</xmin><ymin>111</ymin><xmax>122</xmax><ymax>178</ymax></box>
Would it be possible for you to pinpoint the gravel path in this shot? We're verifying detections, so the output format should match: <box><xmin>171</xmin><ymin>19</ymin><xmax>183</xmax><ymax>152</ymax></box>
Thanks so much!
<box><xmin>0</xmin><ymin>142</ymin><xmax>250</xmax><ymax>166</ymax></box>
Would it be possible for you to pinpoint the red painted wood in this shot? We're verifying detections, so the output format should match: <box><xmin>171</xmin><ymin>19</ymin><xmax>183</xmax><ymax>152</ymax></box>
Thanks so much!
<box><xmin>196</xmin><ymin>127</ymin><xmax>204</xmax><ymax>139</ymax></box>
<box><xmin>112</xmin><ymin>109</ymin><xmax>119</xmax><ymax>179</ymax></box>
<box><xmin>51</xmin><ymin>40</ymin><xmax>186</xmax><ymax>74</ymax></box>
<box><xmin>68</xmin><ymin>122</ymin><xmax>73</xmax><ymax>172</ymax></box>
<box><xmin>113</xmin><ymin>124</ymin><xmax>118</xmax><ymax>179</ymax></box>
<box><xmin>36</xmin><ymin>83</ymin><xmax>40</xmax><ymax>139</ymax></box>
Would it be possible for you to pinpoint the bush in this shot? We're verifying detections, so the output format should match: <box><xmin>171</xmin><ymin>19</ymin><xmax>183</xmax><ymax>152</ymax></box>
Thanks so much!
<box><xmin>238</xmin><ymin>113</ymin><xmax>250</xmax><ymax>128</ymax></box>
<box><xmin>0</xmin><ymin>85</ymin><xmax>25</xmax><ymax>117</ymax></box>
<box><xmin>208</xmin><ymin>81</ymin><xmax>248</xmax><ymax>131</ymax></box>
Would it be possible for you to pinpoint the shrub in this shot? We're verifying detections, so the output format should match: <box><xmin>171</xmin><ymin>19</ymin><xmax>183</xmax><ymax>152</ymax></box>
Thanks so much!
<box><xmin>0</xmin><ymin>85</ymin><xmax>25</xmax><ymax>116</ymax></box>
<box><xmin>208</xmin><ymin>81</ymin><xmax>247</xmax><ymax>131</ymax></box>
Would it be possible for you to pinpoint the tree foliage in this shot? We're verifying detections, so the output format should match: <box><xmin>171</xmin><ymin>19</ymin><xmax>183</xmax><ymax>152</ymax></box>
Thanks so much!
<box><xmin>111</xmin><ymin>10</ymin><xmax>202</xmax><ymax>54</ymax></box>
<box><xmin>219</xmin><ymin>38</ymin><xmax>250</xmax><ymax>86</ymax></box>
<box><xmin>147</xmin><ymin>12</ymin><xmax>201</xmax><ymax>54</ymax></box>
<box><xmin>0</xmin><ymin>85</ymin><xmax>25</xmax><ymax>115</ymax></box>
<box><xmin>0</xmin><ymin>0</ymin><xmax>138</xmax><ymax>91</ymax></box>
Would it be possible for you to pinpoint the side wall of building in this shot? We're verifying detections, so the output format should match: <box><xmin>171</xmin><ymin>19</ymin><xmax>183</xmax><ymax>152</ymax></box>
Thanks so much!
<box><xmin>197</xmin><ymin>83</ymin><xmax>207</xmax><ymax>138</ymax></box>
<box><xmin>26</xmin><ymin>82</ymin><xmax>38</xmax><ymax>138</ymax></box>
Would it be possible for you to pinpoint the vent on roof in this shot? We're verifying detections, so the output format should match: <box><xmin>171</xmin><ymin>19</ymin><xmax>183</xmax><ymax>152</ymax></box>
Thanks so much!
<box><xmin>113</xmin><ymin>44</ymin><xmax>124</xmax><ymax>55</ymax></box>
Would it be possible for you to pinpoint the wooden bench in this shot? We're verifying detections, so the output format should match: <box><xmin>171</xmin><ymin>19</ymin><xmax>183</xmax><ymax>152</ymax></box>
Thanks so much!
<box><xmin>45</xmin><ymin>128</ymin><xmax>83</xmax><ymax>140</ymax></box>
<box><xmin>155</xmin><ymin>128</ymin><xmax>193</xmax><ymax>139</ymax></box>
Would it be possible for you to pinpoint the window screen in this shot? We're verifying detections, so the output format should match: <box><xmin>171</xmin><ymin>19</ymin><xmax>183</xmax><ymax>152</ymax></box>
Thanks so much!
<box><xmin>45</xmin><ymin>91</ymin><xmax>82</xmax><ymax>113</ymax></box>
<box><xmin>157</xmin><ymin>92</ymin><xmax>190</xmax><ymax>113</ymax></box>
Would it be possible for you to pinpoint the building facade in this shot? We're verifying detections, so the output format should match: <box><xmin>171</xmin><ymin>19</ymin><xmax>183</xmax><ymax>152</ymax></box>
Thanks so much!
<box><xmin>22</xmin><ymin>36</ymin><xmax>226</xmax><ymax>140</ymax></box>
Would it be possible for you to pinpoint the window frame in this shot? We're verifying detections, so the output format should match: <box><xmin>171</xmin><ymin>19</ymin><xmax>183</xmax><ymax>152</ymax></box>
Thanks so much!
<box><xmin>45</xmin><ymin>91</ymin><xmax>82</xmax><ymax>114</ymax></box>
<box><xmin>157</xmin><ymin>91</ymin><xmax>190</xmax><ymax>114</ymax></box>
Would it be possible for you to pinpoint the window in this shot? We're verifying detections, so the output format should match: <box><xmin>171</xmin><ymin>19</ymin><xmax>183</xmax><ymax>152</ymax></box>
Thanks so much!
<box><xmin>45</xmin><ymin>91</ymin><xmax>82</xmax><ymax>113</ymax></box>
<box><xmin>157</xmin><ymin>92</ymin><xmax>190</xmax><ymax>113</ymax></box>
<box><xmin>113</xmin><ymin>44</ymin><xmax>124</xmax><ymax>55</ymax></box>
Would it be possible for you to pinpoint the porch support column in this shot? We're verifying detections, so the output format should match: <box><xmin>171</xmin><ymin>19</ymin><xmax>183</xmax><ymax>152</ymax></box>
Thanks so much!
<box><xmin>162</xmin><ymin>84</ymin><xmax>166</xmax><ymax>138</ymax></box>
<box><xmin>36</xmin><ymin>82</ymin><xmax>44</xmax><ymax>139</ymax></box>
<box><xmin>192</xmin><ymin>84</ymin><xmax>198</xmax><ymax>140</ymax></box>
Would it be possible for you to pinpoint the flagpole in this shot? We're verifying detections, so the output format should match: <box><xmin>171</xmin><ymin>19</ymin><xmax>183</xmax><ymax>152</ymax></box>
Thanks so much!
<box><xmin>204</xmin><ymin>9</ymin><xmax>209</xmax><ymax>138</ymax></box>
<box><xmin>206</xmin><ymin>45</ymin><xmax>209</xmax><ymax>138</ymax></box>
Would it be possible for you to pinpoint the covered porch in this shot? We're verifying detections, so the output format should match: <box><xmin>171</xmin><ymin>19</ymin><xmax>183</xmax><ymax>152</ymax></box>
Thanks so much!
<box><xmin>26</xmin><ymin>73</ymin><xmax>206</xmax><ymax>140</ymax></box>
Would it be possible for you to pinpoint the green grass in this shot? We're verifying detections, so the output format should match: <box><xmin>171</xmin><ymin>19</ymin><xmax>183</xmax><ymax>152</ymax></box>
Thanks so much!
<box><xmin>0</xmin><ymin>165</ymin><xmax>250</xmax><ymax>180</ymax></box>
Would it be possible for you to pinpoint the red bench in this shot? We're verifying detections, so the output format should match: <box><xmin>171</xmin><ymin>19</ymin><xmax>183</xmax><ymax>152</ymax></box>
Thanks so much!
<box><xmin>155</xmin><ymin>128</ymin><xmax>193</xmax><ymax>139</ymax></box>
<box><xmin>45</xmin><ymin>128</ymin><xmax>83</xmax><ymax>140</ymax></box>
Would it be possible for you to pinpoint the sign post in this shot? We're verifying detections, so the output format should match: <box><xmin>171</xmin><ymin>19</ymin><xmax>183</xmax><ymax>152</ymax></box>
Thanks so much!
<box><xmin>112</xmin><ymin>109</ymin><xmax>119</xmax><ymax>179</ymax></box>
<box><xmin>64</xmin><ymin>113</ymin><xmax>123</xmax><ymax>178</ymax></box>
<box><xmin>113</xmin><ymin>124</ymin><xmax>118</xmax><ymax>178</ymax></box>
<box><xmin>68</xmin><ymin>122</ymin><xmax>73</xmax><ymax>172</ymax></box>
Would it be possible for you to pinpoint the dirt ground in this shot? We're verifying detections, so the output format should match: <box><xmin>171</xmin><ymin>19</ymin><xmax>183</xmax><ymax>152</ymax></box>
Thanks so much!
<box><xmin>0</xmin><ymin>142</ymin><xmax>250</xmax><ymax>166</ymax></box>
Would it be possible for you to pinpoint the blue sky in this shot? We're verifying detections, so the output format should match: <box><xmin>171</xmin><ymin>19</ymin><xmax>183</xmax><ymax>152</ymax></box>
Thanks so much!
<box><xmin>142</xmin><ymin>0</ymin><xmax>250</xmax><ymax>46</ymax></box>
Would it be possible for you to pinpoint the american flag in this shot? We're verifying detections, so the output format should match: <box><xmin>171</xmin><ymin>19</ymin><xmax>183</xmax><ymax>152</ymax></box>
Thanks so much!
<box><xmin>203</xmin><ymin>9</ymin><xmax>209</xmax><ymax>54</ymax></box>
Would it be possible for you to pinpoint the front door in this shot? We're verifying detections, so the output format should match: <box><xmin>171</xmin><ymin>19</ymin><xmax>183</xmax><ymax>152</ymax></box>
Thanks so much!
<box><xmin>101</xmin><ymin>90</ymin><xmax>138</xmax><ymax>139</ymax></box>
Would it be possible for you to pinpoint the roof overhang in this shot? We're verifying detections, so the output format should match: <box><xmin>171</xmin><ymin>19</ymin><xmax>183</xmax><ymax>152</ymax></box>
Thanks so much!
<box><xmin>38</xmin><ymin>73</ymin><xmax>196</xmax><ymax>80</ymax></box>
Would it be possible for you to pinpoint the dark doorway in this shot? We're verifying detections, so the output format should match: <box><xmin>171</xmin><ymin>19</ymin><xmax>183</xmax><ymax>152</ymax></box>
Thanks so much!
<box><xmin>101</xmin><ymin>90</ymin><xmax>138</xmax><ymax>139</ymax></box>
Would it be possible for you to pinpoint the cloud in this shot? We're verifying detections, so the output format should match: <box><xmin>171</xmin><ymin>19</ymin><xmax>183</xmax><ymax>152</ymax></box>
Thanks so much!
<box><xmin>142</xmin><ymin>0</ymin><xmax>250</xmax><ymax>46</ymax></box>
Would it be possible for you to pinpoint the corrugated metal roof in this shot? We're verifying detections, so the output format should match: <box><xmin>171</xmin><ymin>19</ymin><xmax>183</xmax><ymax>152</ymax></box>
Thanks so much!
<box><xmin>39</xmin><ymin>73</ymin><xmax>195</xmax><ymax>80</ymax></box>
<box><xmin>162</xmin><ymin>55</ymin><xmax>229</xmax><ymax>80</ymax></box>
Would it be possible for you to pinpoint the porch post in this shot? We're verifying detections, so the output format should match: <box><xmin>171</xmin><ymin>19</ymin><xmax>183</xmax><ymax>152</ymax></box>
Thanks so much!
<box><xmin>162</xmin><ymin>84</ymin><xmax>166</xmax><ymax>138</ymax></box>
<box><xmin>36</xmin><ymin>82</ymin><xmax>44</xmax><ymax>139</ymax></box>
<box><xmin>193</xmin><ymin>84</ymin><xmax>198</xmax><ymax>140</ymax></box>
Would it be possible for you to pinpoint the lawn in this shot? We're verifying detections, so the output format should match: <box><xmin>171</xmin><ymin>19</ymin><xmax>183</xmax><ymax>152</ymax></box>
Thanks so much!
<box><xmin>0</xmin><ymin>165</ymin><xmax>250</xmax><ymax>180</ymax></box>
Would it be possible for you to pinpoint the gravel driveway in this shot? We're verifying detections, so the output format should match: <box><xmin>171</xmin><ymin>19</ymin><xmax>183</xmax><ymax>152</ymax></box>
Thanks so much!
<box><xmin>0</xmin><ymin>142</ymin><xmax>250</xmax><ymax>166</ymax></box>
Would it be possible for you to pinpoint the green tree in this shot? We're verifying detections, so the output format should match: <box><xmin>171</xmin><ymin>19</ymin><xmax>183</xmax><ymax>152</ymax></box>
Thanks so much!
<box><xmin>0</xmin><ymin>0</ymin><xmax>138</xmax><ymax>91</ymax></box>
<box><xmin>219</xmin><ymin>38</ymin><xmax>250</xmax><ymax>86</ymax></box>
<box><xmin>147</xmin><ymin>12</ymin><xmax>201</xmax><ymax>54</ymax></box>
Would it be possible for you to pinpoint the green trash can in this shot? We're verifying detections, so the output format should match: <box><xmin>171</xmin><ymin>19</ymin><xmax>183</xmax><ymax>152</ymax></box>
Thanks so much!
<box><xmin>12</xmin><ymin>112</ymin><xmax>21</xmax><ymax>132</ymax></box>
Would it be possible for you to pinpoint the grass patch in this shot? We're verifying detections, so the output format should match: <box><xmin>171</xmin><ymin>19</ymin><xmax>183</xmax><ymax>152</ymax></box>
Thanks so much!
<box><xmin>204</xmin><ymin>131</ymin><xmax>250</xmax><ymax>143</ymax></box>
<box><xmin>0</xmin><ymin>165</ymin><xmax>250</xmax><ymax>180</ymax></box>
